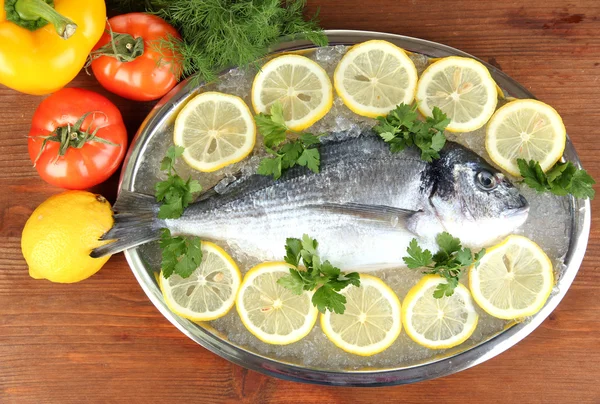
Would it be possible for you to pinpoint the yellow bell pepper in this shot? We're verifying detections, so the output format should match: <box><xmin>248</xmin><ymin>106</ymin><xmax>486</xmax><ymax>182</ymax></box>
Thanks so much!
<box><xmin>0</xmin><ymin>0</ymin><xmax>106</xmax><ymax>95</ymax></box>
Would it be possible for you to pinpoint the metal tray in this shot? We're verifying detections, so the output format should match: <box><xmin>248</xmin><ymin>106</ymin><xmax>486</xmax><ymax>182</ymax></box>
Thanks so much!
<box><xmin>119</xmin><ymin>30</ymin><xmax>591</xmax><ymax>386</ymax></box>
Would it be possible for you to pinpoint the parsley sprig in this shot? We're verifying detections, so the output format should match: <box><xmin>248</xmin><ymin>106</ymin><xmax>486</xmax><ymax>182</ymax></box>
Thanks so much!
<box><xmin>155</xmin><ymin>146</ymin><xmax>202</xmax><ymax>219</ymax></box>
<box><xmin>373</xmin><ymin>103</ymin><xmax>450</xmax><ymax>162</ymax></box>
<box><xmin>255</xmin><ymin>102</ymin><xmax>322</xmax><ymax>180</ymax></box>
<box><xmin>159</xmin><ymin>229</ymin><xmax>203</xmax><ymax>279</ymax></box>
<box><xmin>403</xmin><ymin>232</ymin><xmax>485</xmax><ymax>298</ymax></box>
<box><xmin>277</xmin><ymin>235</ymin><xmax>361</xmax><ymax>314</ymax></box>
<box><xmin>518</xmin><ymin>159</ymin><xmax>595</xmax><ymax>200</ymax></box>
<box><xmin>155</xmin><ymin>147</ymin><xmax>203</xmax><ymax>279</ymax></box>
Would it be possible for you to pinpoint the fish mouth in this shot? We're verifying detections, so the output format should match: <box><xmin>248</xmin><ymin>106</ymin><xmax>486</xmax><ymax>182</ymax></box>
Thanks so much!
<box><xmin>503</xmin><ymin>195</ymin><xmax>530</xmax><ymax>218</ymax></box>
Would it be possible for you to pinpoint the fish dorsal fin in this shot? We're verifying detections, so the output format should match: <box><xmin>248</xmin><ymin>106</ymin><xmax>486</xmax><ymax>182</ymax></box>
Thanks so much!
<box><xmin>310</xmin><ymin>203</ymin><xmax>419</xmax><ymax>229</ymax></box>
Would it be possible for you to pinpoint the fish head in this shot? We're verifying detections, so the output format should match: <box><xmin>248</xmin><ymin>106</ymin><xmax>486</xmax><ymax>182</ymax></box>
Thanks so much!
<box><xmin>428</xmin><ymin>143</ymin><xmax>529</xmax><ymax>247</ymax></box>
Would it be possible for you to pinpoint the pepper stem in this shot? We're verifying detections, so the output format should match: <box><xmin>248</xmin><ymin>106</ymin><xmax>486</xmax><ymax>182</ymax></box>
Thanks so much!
<box><xmin>14</xmin><ymin>0</ymin><xmax>77</xmax><ymax>39</ymax></box>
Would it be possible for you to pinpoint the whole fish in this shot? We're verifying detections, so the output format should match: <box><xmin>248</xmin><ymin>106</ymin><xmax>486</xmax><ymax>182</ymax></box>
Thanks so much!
<box><xmin>92</xmin><ymin>133</ymin><xmax>529</xmax><ymax>270</ymax></box>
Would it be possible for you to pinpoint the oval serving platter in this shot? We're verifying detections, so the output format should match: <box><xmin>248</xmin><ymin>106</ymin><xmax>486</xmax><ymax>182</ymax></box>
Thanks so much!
<box><xmin>118</xmin><ymin>30</ymin><xmax>591</xmax><ymax>386</ymax></box>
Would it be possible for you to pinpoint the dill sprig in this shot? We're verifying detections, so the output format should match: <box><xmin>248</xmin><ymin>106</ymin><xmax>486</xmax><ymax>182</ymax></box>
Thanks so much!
<box><xmin>108</xmin><ymin>0</ymin><xmax>327</xmax><ymax>84</ymax></box>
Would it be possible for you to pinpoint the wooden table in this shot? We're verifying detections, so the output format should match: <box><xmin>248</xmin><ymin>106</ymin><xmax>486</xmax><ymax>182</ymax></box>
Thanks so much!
<box><xmin>1</xmin><ymin>1</ymin><xmax>599</xmax><ymax>402</ymax></box>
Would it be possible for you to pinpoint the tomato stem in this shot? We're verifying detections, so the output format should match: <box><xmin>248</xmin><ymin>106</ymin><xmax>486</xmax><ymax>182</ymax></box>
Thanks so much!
<box><xmin>7</xmin><ymin>0</ymin><xmax>77</xmax><ymax>39</ymax></box>
<box><xmin>32</xmin><ymin>111</ymin><xmax>119</xmax><ymax>167</ymax></box>
<box><xmin>86</xmin><ymin>22</ymin><xmax>145</xmax><ymax>68</ymax></box>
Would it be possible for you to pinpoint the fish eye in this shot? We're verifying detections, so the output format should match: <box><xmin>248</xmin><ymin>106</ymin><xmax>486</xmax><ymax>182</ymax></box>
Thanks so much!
<box><xmin>476</xmin><ymin>171</ymin><xmax>497</xmax><ymax>191</ymax></box>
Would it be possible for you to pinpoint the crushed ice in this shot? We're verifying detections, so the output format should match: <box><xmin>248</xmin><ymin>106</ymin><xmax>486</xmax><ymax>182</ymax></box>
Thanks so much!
<box><xmin>133</xmin><ymin>45</ymin><xmax>573</xmax><ymax>371</ymax></box>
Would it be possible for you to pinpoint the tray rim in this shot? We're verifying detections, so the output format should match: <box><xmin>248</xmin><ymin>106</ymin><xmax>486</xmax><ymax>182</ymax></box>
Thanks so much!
<box><xmin>119</xmin><ymin>29</ymin><xmax>591</xmax><ymax>386</ymax></box>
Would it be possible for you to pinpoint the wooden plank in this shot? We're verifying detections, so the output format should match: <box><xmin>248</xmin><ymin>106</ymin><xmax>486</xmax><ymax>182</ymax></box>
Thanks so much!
<box><xmin>1</xmin><ymin>0</ymin><xmax>599</xmax><ymax>402</ymax></box>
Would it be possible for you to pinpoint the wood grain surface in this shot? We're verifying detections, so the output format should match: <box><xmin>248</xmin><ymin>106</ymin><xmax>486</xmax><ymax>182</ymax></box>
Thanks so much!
<box><xmin>1</xmin><ymin>1</ymin><xmax>599</xmax><ymax>403</ymax></box>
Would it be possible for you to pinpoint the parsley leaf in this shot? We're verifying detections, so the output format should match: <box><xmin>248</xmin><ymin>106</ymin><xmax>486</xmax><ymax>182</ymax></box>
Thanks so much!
<box><xmin>297</xmin><ymin>148</ymin><xmax>320</xmax><ymax>173</ymax></box>
<box><xmin>277</xmin><ymin>269</ymin><xmax>305</xmax><ymax>294</ymax></box>
<box><xmin>403</xmin><ymin>232</ymin><xmax>486</xmax><ymax>298</ymax></box>
<box><xmin>280</xmin><ymin>142</ymin><xmax>304</xmax><ymax>169</ymax></box>
<box><xmin>255</xmin><ymin>102</ymin><xmax>288</xmax><ymax>149</ymax></box>
<box><xmin>403</xmin><ymin>239</ymin><xmax>434</xmax><ymax>269</ymax></box>
<box><xmin>433</xmin><ymin>278</ymin><xmax>459</xmax><ymax>299</ymax></box>
<box><xmin>312</xmin><ymin>285</ymin><xmax>346</xmax><ymax>314</ymax></box>
<box><xmin>155</xmin><ymin>146</ymin><xmax>202</xmax><ymax>219</ymax></box>
<box><xmin>301</xmin><ymin>234</ymin><xmax>318</xmax><ymax>256</ymax></box>
<box><xmin>517</xmin><ymin>159</ymin><xmax>547</xmax><ymax>192</ymax></box>
<box><xmin>437</xmin><ymin>232</ymin><xmax>462</xmax><ymax>255</ymax></box>
<box><xmin>456</xmin><ymin>248</ymin><xmax>474</xmax><ymax>267</ymax></box>
<box><xmin>277</xmin><ymin>234</ymin><xmax>361</xmax><ymax>314</ymax></box>
<box><xmin>374</xmin><ymin>103</ymin><xmax>450</xmax><ymax>162</ymax></box>
<box><xmin>517</xmin><ymin>159</ymin><xmax>595</xmax><ymax>199</ymax></box>
<box><xmin>159</xmin><ymin>229</ymin><xmax>203</xmax><ymax>279</ymax></box>
<box><xmin>299</xmin><ymin>133</ymin><xmax>321</xmax><ymax>146</ymax></box>
<box><xmin>257</xmin><ymin>156</ymin><xmax>283</xmax><ymax>180</ymax></box>
<box><xmin>431</xmin><ymin>131</ymin><xmax>446</xmax><ymax>152</ymax></box>
<box><xmin>160</xmin><ymin>145</ymin><xmax>183</xmax><ymax>171</ymax></box>
<box><xmin>328</xmin><ymin>271</ymin><xmax>360</xmax><ymax>291</ymax></box>
<box><xmin>570</xmin><ymin>169</ymin><xmax>596</xmax><ymax>199</ymax></box>
<box><xmin>284</xmin><ymin>237</ymin><xmax>303</xmax><ymax>266</ymax></box>
<box><xmin>255</xmin><ymin>102</ymin><xmax>323</xmax><ymax>180</ymax></box>
<box><xmin>431</xmin><ymin>106</ymin><xmax>451</xmax><ymax>131</ymax></box>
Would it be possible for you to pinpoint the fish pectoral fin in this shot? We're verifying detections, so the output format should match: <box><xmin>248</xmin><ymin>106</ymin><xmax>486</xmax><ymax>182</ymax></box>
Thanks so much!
<box><xmin>311</xmin><ymin>203</ymin><xmax>419</xmax><ymax>230</ymax></box>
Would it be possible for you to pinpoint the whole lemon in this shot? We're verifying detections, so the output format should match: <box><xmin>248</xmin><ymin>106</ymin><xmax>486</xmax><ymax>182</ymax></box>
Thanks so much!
<box><xmin>21</xmin><ymin>191</ymin><xmax>114</xmax><ymax>283</ymax></box>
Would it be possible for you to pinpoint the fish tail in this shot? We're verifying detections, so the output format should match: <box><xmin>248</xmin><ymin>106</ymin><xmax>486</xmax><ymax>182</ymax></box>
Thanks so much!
<box><xmin>90</xmin><ymin>190</ymin><xmax>164</xmax><ymax>258</ymax></box>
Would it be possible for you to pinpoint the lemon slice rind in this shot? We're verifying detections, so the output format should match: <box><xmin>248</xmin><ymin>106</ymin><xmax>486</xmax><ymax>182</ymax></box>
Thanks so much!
<box><xmin>485</xmin><ymin>99</ymin><xmax>566</xmax><ymax>176</ymax></box>
<box><xmin>402</xmin><ymin>275</ymin><xmax>479</xmax><ymax>350</ymax></box>
<box><xmin>236</xmin><ymin>262</ymin><xmax>319</xmax><ymax>345</ymax></box>
<box><xmin>469</xmin><ymin>235</ymin><xmax>554</xmax><ymax>320</ymax></box>
<box><xmin>416</xmin><ymin>56</ymin><xmax>498</xmax><ymax>133</ymax></box>
<box><xmin>174</xmin><ymin>91</ymin><xmax>256</xmax><ymax>173</ymax></box>
<box><xmin>160</xmin><ymin>241</ymin><xmax>242</xmax><ymax>322</ymax></box>
<box><xmin>334</xmin><ymin>40</ymin><xmax>418</xmax><ymax>118</ymax></box>
<box><xmin>251</xmin><ymin>54</ymin><xmax>333</xmax><ymax>131</ymax></box>
<box><xmin>320</xmin><ymin>274</ymin><xmax>402</xmax><ymax>356</ymax></box>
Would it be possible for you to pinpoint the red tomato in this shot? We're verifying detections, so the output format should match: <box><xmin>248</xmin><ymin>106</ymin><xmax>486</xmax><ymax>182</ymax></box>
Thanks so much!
<box><xmin>28</xmin><ymin>88</ymin><xmax>128</xmax><ymax>190</ymax></box>
<box><xmin>91</xmin><ymin>13</ymin><xmax>182</xmax><ymax>101</ymax></box>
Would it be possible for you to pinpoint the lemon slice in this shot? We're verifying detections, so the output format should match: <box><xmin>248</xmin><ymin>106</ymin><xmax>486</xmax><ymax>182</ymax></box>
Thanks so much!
<box><xmin>416</xmin><ymin>56</ymin><xmax>498</xmax><ymax>132</ymax></box>
<box><xmin>236</xmin><ymin>262</ymin><xmax>318</xmax><ymax>345</ymax></box>
<box><xmin>160</xmin><ymin>241</ymin><xmax>241</xmax><ymax>322</ymax></box>
<box><xmin>470</xmin><ymin>235</ymin><xmax>554</xmax><ymax>320</ymax></box>
<box><xmin>485</xmin><ymin>99</ymin><xmax>566</xmax><ymax>176</ymax></box>
<box><xmin>173</xmin><ymin>91</ymin><xmax>256</xmax><ymax>172</ymax></box>
<box><xmin>251</xmin><ymin>55</ymin><xmax>333</xmax><ymax>131</ymax></box>
<box><xmin>334</xmin><ymin>40</ymin><xmax>418</xmax><ymax>118</ymax></box>
<box><xmin>402</xmin><ymin>275</ymin><xmax>479</xmax><ymax>349</ymax></box>
<box><xmin>320</xmin><ymin>275</ymin><xmax>402</xmax><ymax>356</ymax></box>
